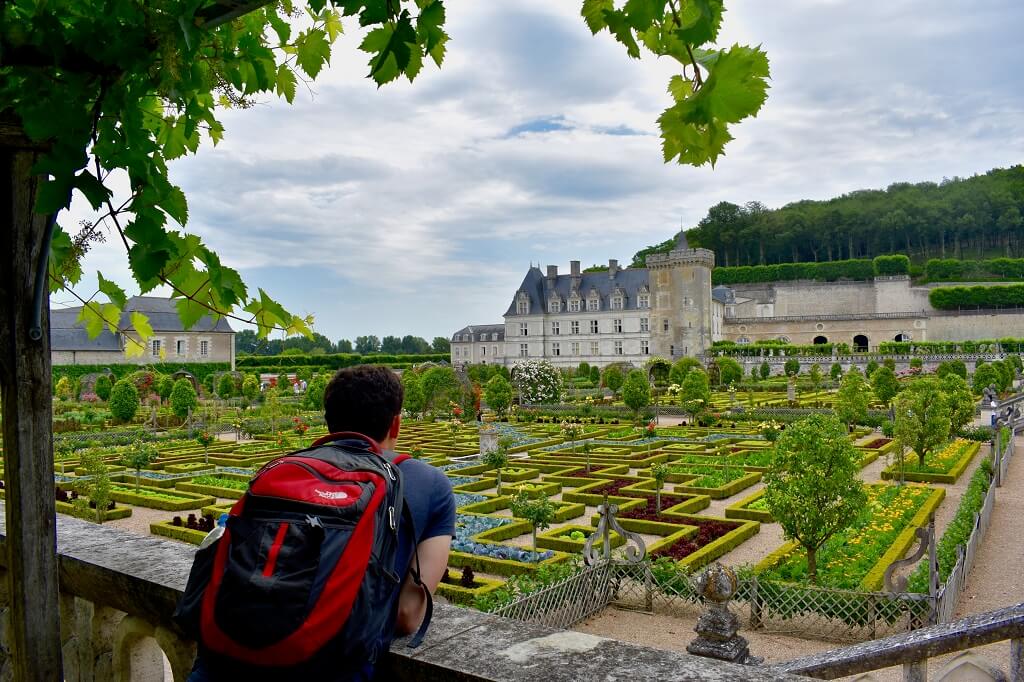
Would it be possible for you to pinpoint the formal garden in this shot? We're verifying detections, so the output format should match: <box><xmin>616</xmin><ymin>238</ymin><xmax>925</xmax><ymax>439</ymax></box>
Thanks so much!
<box><xmin>12</xmin><ymin>351</ymin><xmax>1018</xmax><ymax>644</ymax></box>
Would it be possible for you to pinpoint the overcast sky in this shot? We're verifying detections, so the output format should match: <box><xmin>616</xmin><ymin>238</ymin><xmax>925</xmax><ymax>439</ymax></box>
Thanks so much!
<box><xmin>58</xmin><ymin>0</ymin><xmax>1024</xmax><ymax>344</ymax></box>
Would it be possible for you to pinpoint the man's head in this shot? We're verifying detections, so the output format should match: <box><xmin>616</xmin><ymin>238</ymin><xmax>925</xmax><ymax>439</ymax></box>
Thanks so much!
<box><xmin>323</xmin><ymin>365</ymin><xmax>404</xmax><ymax>447</ymax></box>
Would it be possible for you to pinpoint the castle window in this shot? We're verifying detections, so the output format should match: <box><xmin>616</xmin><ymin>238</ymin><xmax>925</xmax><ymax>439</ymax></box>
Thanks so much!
<box><xmin>519</xmin><ymin>343</ymin><xmax>529</xmax><ymax>357</ymax></box>
<box><xmin>551</xmin><ymin>322</ymin><xmax>560</xmax><ymax>335</ymax></box>
<box><xmin>569</xmin><ymin>298</ymin><xmax>581</xmax><ymax>312</ymax></box>
<box><xmin>737</xmin><ymin>337</ymin><xmax>750</xmax><ymax>345</ymax></box>
<box><xmin>482</xmin><ymin>346</ymin><xmax>487</xmax><ymax>356</ymax></box>
<box><xmin>571</xmin><ymin>321</ymin><xmax>580</xmax><ymax>334</ymax></box>
<box><xmin>590</xmin><ymin>341</ymin><xmax>600</xmax><ymax>355</ymax></box>
<box><xmin>200</xmin><ymin>340</ymin><xmax>209</xmax><ymax>356</ymax></box>
<box><xmin>571</xmin><ymin>342</ymin><xmax>580</xmax><ymax>355</ymax></box>
<box><xmin>552</xmin><ymin>342</ymin><xmax>560</xmax><ymax>356</ymax></box>
<box><xmin>590</xmin><ymin>320</ymin><xmax>599</xmax><ymax>334</ymax></box>
<box><xmin>663</xmin><ymin>319</ymin><xmax>669</xmax><ymax>332</ymax></box>
<box><xmin>614</xmin><ymin>319</ymin><xmax>622</xmax><ymax>333</ymax></box>
<box><xmin>641</xmin><ymin>340</ymin><xmax>649</xmax><ymax>355</ymax></box>
<box><xmin>587</xmin><ymin>297</ymin><xmax>600</xmax><ymax>312</ymax></box>
<box><xmin>517</xmin><ymin>299</ymin><xmax>528</xmax><ymax>315</ymax></box>
<box><xmin>614</xmin><ymin>341</ymin><xmax>623</xmax><ymax>355</ymax></box>
<box><xmin>640</xmin><ymin>317</ymin><xmax>649</xmax><ymax>333</ymax></box>
<box><xmin>519</xmin><ymin>323</ymin><xmax>528</xmax><ymax>336</ymax></box>
<box><xmin>151</xmin><ymin>339</ymin><xmax>162</xmax><ymax>357</ymax></box>
<box><xmin>549</xmin><ymin>300</ymin><xmax>561</xmax><ymax>313</ymax></box>
<box><xmin>176</xmin><ymin>339</ymin><xmax>186</xmax><ymax>356</ymax></box>
<box><xmin>611</xmin><ymin>296</ymin><xmax>623</xmax><ymax>310</ymax></box>
<box><xmin>638</xmin><ymin>294</ymin><xmax>649</xmax><ymax>309</ymax></box>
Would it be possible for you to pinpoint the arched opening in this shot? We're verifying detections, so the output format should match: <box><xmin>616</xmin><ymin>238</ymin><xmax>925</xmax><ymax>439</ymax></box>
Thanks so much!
<box><xmin>813</xmin><ymin>335</ymin><xmax>828</xmax><ymax>345</ymax></box>
<box><xmin>894</xmin><ymin>333</ymin><xmax>910</xmax><ymax>342</ymax></box>
<box><xmin>853</xmin><ymin>334</ymin><xmax>869</xmax><ymax>352</ymax></box>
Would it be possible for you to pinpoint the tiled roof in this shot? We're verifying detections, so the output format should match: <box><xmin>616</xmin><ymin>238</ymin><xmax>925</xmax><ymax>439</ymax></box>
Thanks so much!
<box><xmin>504</xmin><ymin>266</ymin><xmax>651</xmax><ymax>316</ymax></box>
<box><xmin>50</xmin><ymin>296</ymin><xmax>233</xmax><ymax>351</ymax></box>
<box><xmin>452</xmin><ymin>324</ymin><xmax>505</xmax><ymax>342</ymax></box>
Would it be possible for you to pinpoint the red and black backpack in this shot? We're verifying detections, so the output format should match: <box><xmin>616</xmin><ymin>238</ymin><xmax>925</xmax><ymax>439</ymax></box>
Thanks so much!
<box><xmin>174</xmin><ymin>432</ymin><xmax>432</xmax><ymax>679</ymax></box>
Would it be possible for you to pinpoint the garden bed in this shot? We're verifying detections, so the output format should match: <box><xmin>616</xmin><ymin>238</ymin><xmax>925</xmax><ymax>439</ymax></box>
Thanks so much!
<box><xmin>724</xmin><ymin>489</ymin><xmax>773</xmax><ymax>523</ymax></box>
<box><xmin>108</xmin><ymin>484</ymin><xmax>216</xmax><ymax>511</ymax></box>
<box><xmin>880</xmin><ymin>440</ymin><xmax>980</xmax><ymax>484</ymax></box>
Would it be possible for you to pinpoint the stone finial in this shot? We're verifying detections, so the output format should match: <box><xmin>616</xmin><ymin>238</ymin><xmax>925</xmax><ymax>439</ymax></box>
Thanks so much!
<box><xmin>687</xmin><ymin>563</ymin><xmax>761</xmax><ymax>665</ymax></box>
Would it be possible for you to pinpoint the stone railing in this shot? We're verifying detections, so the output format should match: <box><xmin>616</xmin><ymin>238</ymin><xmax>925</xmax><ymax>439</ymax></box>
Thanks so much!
<box><xmin>0</xmin><ymin>506</ymin><xmax>801</xmax><ymax>681</ymax></box>
<box><xmin>776</xmin><ymin>603</ymin><xmax>1024</xmax><ymax>681</ymax></box>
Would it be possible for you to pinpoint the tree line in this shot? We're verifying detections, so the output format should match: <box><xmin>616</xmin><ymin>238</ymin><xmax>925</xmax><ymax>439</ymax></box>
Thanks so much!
<box><xmin>235</xmin><ymin>329</ymin><xmax>450</xmax><ymax>356</ymax></box>
<box><xmin>632</xmin><ymin>166</ymin><xmax>1024</xmax><ymax>268</ymax></box>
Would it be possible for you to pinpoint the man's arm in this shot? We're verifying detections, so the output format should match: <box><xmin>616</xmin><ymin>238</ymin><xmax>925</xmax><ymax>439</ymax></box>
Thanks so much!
<box><xmin>394</xmin><ymin>534</ymin><xmax>451</xmax><ymax>635</ymax></box>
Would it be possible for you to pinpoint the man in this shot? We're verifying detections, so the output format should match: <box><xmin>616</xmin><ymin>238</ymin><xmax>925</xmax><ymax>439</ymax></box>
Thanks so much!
<box><xmin>320</xmin><ymin>364</ymin><xmax>456</xmax><ymax>638</ymax></box>
<box><xmin>186</xmin><ymin>365</ymin><xmax>455</xmax><ymax>680</ymax></box>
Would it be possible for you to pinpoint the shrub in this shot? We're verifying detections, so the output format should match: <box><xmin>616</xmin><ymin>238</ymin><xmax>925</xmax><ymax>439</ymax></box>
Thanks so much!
<box><xmin>241</xmin><ymin>374</ymin><xmax>260</xmax><ymax>402</ymax></box>
<box><xmin>936</xmin><ymin>360</ymin><xmax>967</xmax><ymax>380</ymax></box>
<box><xmin>669</xmin><ymin>357</ymin><xmax>702</xmax><ymax>385</ymax></box>
<box><xmin>108</xmin><ymin>379</ymin><xmax>140</xmax><ymax>422</ymax></box>
<box><xmin>170</xmin><ymin>378</ymin><xmax>199</xmax><ymax>419</ymax></box>
<box><xmin>216</xmin><ymin>373</ymin><xmax>235</xmax><ymax>399</ymax></box>
<box><xmin>601</xmin><ymin>365</ymin><xmax>624</xmax><ymax>396</ymax></box>
<box><xmin>830</xmin><ymin>362</ymin><xmax>843</xmax><ymax>380</ymax></box>
<box><xmin>715</xmin><ymin>357</ymin><xmax>743</xmax><ymax>386</ymax></box>
<box><xmin>621</xmin><ymin>370</ymin><xmax>651</xmax><ymax>420</ymax></box>
<box><xmin>305</xmin><ymin>373</ymin><xmax>329</xmax><ymax>411</ymax></box>
<box><xmin>156</xmin><ymin>374</ymin><xmax>175</xmax><ymax>402</ymax></box>
<box><xmin>94</xmin><ymin>374</ymin><xmax>112</xmax><ymax>401</ymax></box>
<box><xmin>55</xmin><ymin>375</ymin><xmax>73</xmax><ymax>400</ymax></box>
<box><xmin>783</xmin><ymin>358</ymin><xmax>800</xmax><ymax>377</ymax></box>
<box><xmin>759</xmin><ymin>361</ymin><xmax>771</xmax><ymax>380</ymax></box>
<box><xmin>484</xmin><ymin>374</ymin><xmax>513</xmax><ymax>416</ymax></box>
<box><xmin>929</xmin><ymin>283</ymin><xmax>1024</xmax><ymax>309</ymax></box>
<box><xmin>514</xmin><ymin>360</ymin><xmax>563</xmax><ymax>404</ymax></box>
<box><xmin>873</xmin><ymin>254</ymin><xmax>910</xmax><ymax>275</ymax></box>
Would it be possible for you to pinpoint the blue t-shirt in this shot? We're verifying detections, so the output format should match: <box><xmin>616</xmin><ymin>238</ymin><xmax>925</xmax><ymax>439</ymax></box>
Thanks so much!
<box><xmin>390</xmin><ymin>455</ymin><xmax>457</xmax><ymax>577</ymax></box>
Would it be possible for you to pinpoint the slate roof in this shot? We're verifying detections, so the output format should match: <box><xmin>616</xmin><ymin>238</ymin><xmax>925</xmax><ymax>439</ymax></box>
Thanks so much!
<box><xmin>452</xmin><ymin>324</ymin><xmax>505</xmax><ymax>343</ymax></box>
<box><xmin>50</xmin><ymin>296</ymin><xmax>233</xmax><ymax>352</ymax></box>
<box><xmin>504</xmin><ymin>266</ymin><xmax>651</xmax><ymax>317</ymax></box>
<box><xmin>712</xmin><ymin>285</ymin><xmax>736</xmax><ymax>304</ymax></box>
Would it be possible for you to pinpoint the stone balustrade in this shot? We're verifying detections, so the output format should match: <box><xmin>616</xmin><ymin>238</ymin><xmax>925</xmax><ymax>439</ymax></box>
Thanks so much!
<box><xmin>0</xmin><ymin>505</ymin><xmax>801</xmax><ymax>681</ymax></box>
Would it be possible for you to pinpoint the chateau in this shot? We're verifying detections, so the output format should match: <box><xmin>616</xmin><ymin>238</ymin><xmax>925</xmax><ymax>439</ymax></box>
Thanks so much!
<box><xmin>451</xmin><ymin>234</ymin><xmax>1024</xmax><ymax>369</ymax></box>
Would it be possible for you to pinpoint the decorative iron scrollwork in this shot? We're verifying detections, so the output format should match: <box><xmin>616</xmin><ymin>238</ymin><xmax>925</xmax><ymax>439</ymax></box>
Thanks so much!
<box><xmin>884</xmin><ymin>515</ymin><xmax>934</xmax><ymax>593</ymax></box>
<box><xmin>583</xmin><ymin>493</ymin><xmax>646</xmax><ymax>566</ymax></box>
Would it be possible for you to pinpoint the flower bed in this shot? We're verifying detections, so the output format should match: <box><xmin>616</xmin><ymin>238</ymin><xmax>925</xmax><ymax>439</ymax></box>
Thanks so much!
<box><xmin>535</xmin><ymin>525</ymin><xmax>625</xmax><ymax>553</ymax></box>
<box><xmin>725</xmin><ymin>489</ymin><xmax>773</xmax><ymax>523</ymax></box>
<box><xmin>435</xmin><ymin>568</ymin><xmax>505</xmax><ymax>605</ymax></box>
<box><xmin>756</xmin><ymin>484</ymin><xmax>945</xmax><ymax>590</ymax></box>
<box><xmin>670</xmin><ymin>465</ymin><xmax>762</xmax><ymax>499</ymax></box>
<box><xmin>108</xmin><ymin>484</ymin><xmax>216</xmax><ymax>511</ymax></box>
<box><xmin>881</xmin><ymin>439</ymin><xmax>980</xmax><ymax>484</ymax></box>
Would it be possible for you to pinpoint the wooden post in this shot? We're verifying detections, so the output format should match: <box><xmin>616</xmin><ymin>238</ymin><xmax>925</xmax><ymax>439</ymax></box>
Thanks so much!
<box><xmin>0</xmin><ymin>117</ymin><xmax>63</xmax><ymax>678</ymax></box>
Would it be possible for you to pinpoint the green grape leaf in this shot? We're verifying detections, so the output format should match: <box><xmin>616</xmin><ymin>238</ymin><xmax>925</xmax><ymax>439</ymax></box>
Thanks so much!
<box><xmin>96</xmin><ymin>271</ymin><xmax>127</xmax><ymax>308</ymax></box>
<box><xmin>48</xmin><ymin>224</ymin><xmax>82</xmax><ymax>292</ymax></box>
<box><xmin>35</xmin><ymin>176</ymin><xmax>73</xmax><ymax>214</ymax></box>
<box><xmin>267</xmin><ymin>7</ymin><xmax>291</xmax><ymax>43</ymax></box>
<box><xmin>73</xmin><ymin>170</ymin><xmax>112</xmax><ymax>210</ymax></box>
<box><xmin>416</xmin><ymin>0</ymin><xmax>448</xmax><ymax>66</ymax></box>
<box><xmin>701</xmin><ymin>44</ymin><xmax>770</xmax><ymax>123</ymax></box>
<box><xmin>602</xmin><ymin>9</ymin><xmax>641</xmax><ymax>59</ymax></box>
<box><xmin>158</xmin><ymin>186</ymin><xmax>189</xmax><ymax>226</ymax></box>
<box><xmin>360</xmin><ymin>15</ymin><xmax>418</xmax><ymax>85</ymax></box>
<box><xmin>581</xmin><ymin>0</ymin><xmax>613</xmax><ymax>33</ymax></box>
<box><xmin>276</xmin><ymin>63</ymin><xmax>297</xmax><ymax>103</ymax></box>
<box><xmin>174</xmin><ymin>296</ymin><xmax>209</xmax><ymax>331</ymax></box>
<box><xmin>324</xmin><ymin>9</ymin><xmax>344</xmax><ymax>41</ymax></box>
<box><xmin>671</xmin><ymin>0</ymin><xmax>723</xmax><ymax>45</ymax></box>
<box><xmin>296</xmin><ymin>28</ymin><xmax>331</xmax><ymax>79</ymax></box>
<box><xmin>623</xmin><ymin>0</ymin><xmax>665</xmax><ymax>32</ymax></box>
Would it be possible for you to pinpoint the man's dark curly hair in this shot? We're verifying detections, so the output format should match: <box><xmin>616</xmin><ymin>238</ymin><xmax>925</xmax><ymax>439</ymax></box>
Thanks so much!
<box><xmin>323</xmin><ymin>365</ymin><xmax>404</xmax><ymax>442</ymax></box>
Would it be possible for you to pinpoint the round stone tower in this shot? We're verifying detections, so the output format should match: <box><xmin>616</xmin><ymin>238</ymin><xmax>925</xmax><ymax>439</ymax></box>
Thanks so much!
<box><xmin>645</xmin><ymin>233</ymin><xmax>715</xmax><ymax>360</ymax></box>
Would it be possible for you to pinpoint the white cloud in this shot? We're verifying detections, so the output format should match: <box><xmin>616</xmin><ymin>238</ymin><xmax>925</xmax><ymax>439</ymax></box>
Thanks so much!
<box><xmin>59</xmin><ymin>0</ymin><xmax>1024</xmax><ymax>342</ymax></box>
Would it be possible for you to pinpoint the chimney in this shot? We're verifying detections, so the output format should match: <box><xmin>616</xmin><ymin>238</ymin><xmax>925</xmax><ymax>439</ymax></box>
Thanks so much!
<box><xmin>570</xmin><ymin>260</ymin><xmax>580</xmax><ymax>277</ymax></box>
<box><xmin>546</xmin><ymin>265</ymin><xmax>558</xmax><ymax>281</ymax></box>
<box><xmin>608</xmin><ymin>259</ymin><xmax>619</xmax><ymax>278</ymax></box>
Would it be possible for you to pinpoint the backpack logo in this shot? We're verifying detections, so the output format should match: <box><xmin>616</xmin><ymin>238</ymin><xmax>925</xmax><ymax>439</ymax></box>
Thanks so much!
<box><xmin>314</xmin><ymin>489</ymin><xmax>348</xmax><ymax>500</ymax></box>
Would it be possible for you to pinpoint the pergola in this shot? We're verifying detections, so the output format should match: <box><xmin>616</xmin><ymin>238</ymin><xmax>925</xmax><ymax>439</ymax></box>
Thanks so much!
<box><xmin>0</xmin><ymin>2</ymin><xmax>274</xmax><ymax>678</ymax></box>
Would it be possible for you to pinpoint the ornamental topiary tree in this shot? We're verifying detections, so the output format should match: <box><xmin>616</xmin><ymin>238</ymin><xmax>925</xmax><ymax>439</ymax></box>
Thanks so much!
<box><xmin>276</xmin><ymin>373</ymin><xmax>292</xmax><ymax>395</ymax></box>
<box><xmin>942</xmin><ymin>374</ymin><xmax>976</xmax><ymax>439</ymax></box>
<box><xmin>93</xmin><ymin>374</ymin><xmax>112</xmax><ymax>401</ymax></box>
<box><xmin>241</xmin><ymin>374</ymin><xmax>261</xmax><ymax>403</ymax></box>
<box><xmin>651</xmin><ymin>462</ymin><xmax>671</xmax><ymax>513</ymax></box>
<box><xmin>481</xmin><ymin>437</ymin><xmax>511</xmax><ymax>496</ymax></box>
<box><xmin>119</xmin><ymin>440</ymin><xmax>159</xmax><ymax>493</ymax></box>
<box><xmin>783</xmin><ymin>358</ymin><xmax>800</xmax><ymax>377</ymax></box>
<box><xmin>216</xmin><ymin>373</ymin><xmax>235</xmax><ymax>400</ymax></box>
<box><xmin>808</xmin><ymin>364</ymin><xmax>823</xmax><ymax>392</ymax></box>
<box><xmin>759</xmin><ymin>361</ymin><xmax>771</xmax><ymax>380</ymax></box>
<box><xmin>621</xmin><ymin>370</ymin><xmax>651</xmax><ymax>422</ymax></box>
<box><xmin>679</xmin><ymin>368</ymin><xmax>712</xmax><ymax>424</ymax></box>
<box><xmin>304</xmin><ymin>374</ymin><xmax>328</xmax><ymax>411</ymax></box>
<box><xmin>763</xmin><ymin>415</ymin><xmax>867</xmax><ymax>584</ymax></box>
<box><xmin>108</xmin><ymin>379</ymin><xmax>139</xmax><ymax>423</ymax></box>
<box><xmin>936</xmin><ymin>360</ymin><xmax>968</xmax><ymax>381</ymax></box>
<box><xmin>972</xmin><ymin>363</ymin><xmax>1001</xmax><ymax>395</ymax></box>
<box><xmin>421</xmin><ymin>365</ymin><xmax>461</xmax><ymax>412</ymax></box>
<box><xmin>870</xmin><ymin>365</ymin><xmax>900</xmax><ymax>409</ymax></box>
<box><xmin>170</xmin><ymin>378</ymin><xmax>198</xmax><ymax>420</ymax></box>
<box><xmin>399</xmin><ymin>371</ymin><xmax>425</xmax><ymax>417</ymax></box>
<box><xmin>510</xmin><ymin>490</ymin><xmax>556</xmax><ymax>556</ymax></box>
<box><xmin>836</xmin><ymin>367</ymin><xmax>870</xmax><ymax>429</ymax></box>
<box><xmin>484</xmin><ymin>374</ymin><xmax>513</xmax><ymax>417</ymax></box>
<box><xmin>54</xmin><ymin>375</ymin><xmax>73</xmax><ymax>401</ymax></box>
<box><xmin>156</xmin><ymin>374</ymin><xmax>175</xmax><ymax>403</ymax></box>
<box><xmin>75</xmin><ymin>450</ymin><xmax>112</xmax><ymax>524</ymax></box>
<box><xmin>893</xmin><ymin>378</ymin><xmax>951</xmax><ymax>469</ymax></box>
<box><xmin>601</xmin><ymin>365</ymin><xmax>624</xmax><ymax>397</ymax></box>
<box><xmin>830</xmin><ymin>363</ymin><xmax>843</xmax><ymax>381</ymax></box>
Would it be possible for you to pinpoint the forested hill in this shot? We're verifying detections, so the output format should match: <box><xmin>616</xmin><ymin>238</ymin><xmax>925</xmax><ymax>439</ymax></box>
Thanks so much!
<box><xmin>631</xmin><ymin>166</ymin><xmax>1024</xmax><ymax>268</ymax></box>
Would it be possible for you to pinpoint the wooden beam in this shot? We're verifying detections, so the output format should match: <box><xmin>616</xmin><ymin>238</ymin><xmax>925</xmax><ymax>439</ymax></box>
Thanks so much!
<box><xmin>0</xmin><ymin>116</ymin><xmax>63</xmax><ymax>679</ymax></box>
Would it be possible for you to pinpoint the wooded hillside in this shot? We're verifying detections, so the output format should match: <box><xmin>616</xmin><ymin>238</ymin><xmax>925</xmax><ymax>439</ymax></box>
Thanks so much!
<box><xmin>632</xmin><ymin>166</ymin><xmax>1024</xmax><ymax>267</ymax></box>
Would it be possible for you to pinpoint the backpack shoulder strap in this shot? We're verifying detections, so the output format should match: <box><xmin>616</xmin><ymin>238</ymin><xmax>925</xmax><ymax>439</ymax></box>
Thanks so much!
<box><xmin>391</xmin><ymin>452</ymin><xmax>413</xmax><ymax>466</ymax></box>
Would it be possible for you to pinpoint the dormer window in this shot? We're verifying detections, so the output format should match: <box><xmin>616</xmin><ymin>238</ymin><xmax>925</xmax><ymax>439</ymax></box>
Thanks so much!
<box><xmin>516</xmin><ymin>291</ymin><xmax>529</xmax><ymax>315</ymax></box>
<box><xmin>587</xmin><ymin>296</ymin><xmax>600</xmax><ymax>312</ymax></box>
<box><xmin>549</xmin><ymin>300</ymin><xmax>561</xmax><ymax>313</ymax></box>
<box><xmin>569</xmin><ymin>297</ymin><xmax>581</xmax><ymax>313</ymax></box>
<box><xmin>638</xmin><ymin>293</ymin><xmax>650</xmax><ymax>309</ymax></box>
<box><xmin>611</xmin><ymin>296</ymin><xmax>623</xmax><ymax>310</ymax></box>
